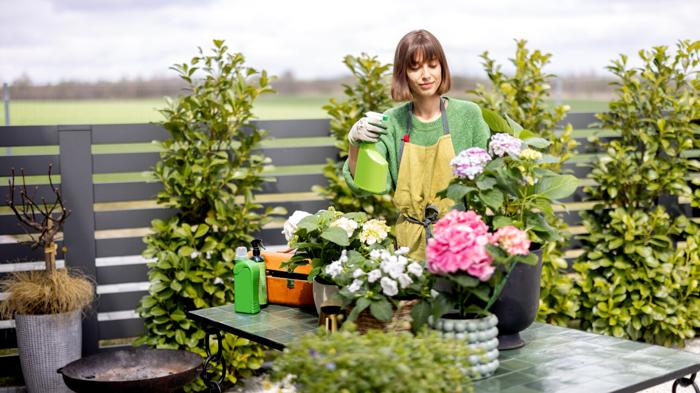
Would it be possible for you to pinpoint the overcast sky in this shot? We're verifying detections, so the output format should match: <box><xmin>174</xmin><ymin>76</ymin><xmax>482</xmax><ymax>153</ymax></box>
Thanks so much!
<box><xmin>1</xmin><ymin>0</ymin><xmax>697</xmax><ymax>84</ymax></box>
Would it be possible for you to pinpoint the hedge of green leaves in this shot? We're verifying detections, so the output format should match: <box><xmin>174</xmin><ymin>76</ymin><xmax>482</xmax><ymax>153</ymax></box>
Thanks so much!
<box><xmin>314</xmin><ymin>54</ymin><xmax>398</xmax><ymax>224</ymax></box>
<box><xmin>134</xmin><ymin>40</ymin><xmax>283</xmax><ymax>390</ymax></box>
<box><xmin>575</xmin><ymin>40</ymin><xmax>700</xmax><ymax>346</ymax></box>
<box><xmin>470</xmin><ymin>39</ymin><xmax>580</xmax><ymax>326</ymax></box>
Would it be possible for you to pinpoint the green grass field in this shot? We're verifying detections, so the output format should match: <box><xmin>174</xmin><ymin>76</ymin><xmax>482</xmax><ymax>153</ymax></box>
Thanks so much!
<box><xmin>0</xmin><ymin>96</ymin><xmax>609</xmax><ymax>126</ymax></box>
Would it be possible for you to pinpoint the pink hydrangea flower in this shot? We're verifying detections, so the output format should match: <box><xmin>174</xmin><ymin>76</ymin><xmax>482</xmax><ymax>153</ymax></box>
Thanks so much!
<box><xmin>450</xmin><ymin>148</ymin><xmax>492</xmax><ymax>180</ymax></box>
<box><xmin>491</xmin><ymin>225</ymin><xmax>531</xmax><ymax>256</ymax></box>
<box><xmin>488</xmin><ymin>133</ymin><xmax>522</xmax><ymax>157</ymax></box>
<box><xmin>426</xmin><ymin>210</ymin><xmax>494</xmax><ymax>281</ymax></box>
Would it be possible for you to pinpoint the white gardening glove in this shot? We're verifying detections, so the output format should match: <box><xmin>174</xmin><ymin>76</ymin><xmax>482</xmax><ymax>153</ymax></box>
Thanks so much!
<box><xmin>348</xmin><ymin>112</ymin><xmax>388</xmax><ymax>145</ymax></box>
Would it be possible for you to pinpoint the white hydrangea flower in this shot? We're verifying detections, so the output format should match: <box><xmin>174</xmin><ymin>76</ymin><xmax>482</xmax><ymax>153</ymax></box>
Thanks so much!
<box><xmin>359</xmin><ymin>219</ymin><xmax>390</xmax><ymax>245</ymax></box>
<box><xmin>397</xmin><ymin>273</ymin><xmax>413</xmax><ymax>289</ymax></box>
<box><xmin>282</xmin><ymin>210</ymin><xmax>312</xmax><ymax>242</ymax></box>
<box><xmin>352</xmin><ymin>268</ymin><xmax>364</xmax><ymax>278</ymax></box>
<box><xmin>395</xmin><ymin>246</ymin><xmax>410</xmax><ymax>255</ymax></box>
<box><xmin>369</xmin><ymin>249</ymin><xmax>381</xmax><ymax>260</ymax></box>
<box><xmin>338</xmin><ymin>249</ymin><xmax>349</xmax><ymax>263</ymax></box>
<box><xmin>380</xmin><ymin>255</ymin><xmax>407</xmax><ymax>279</ymax></box>
<box><xmin>330</xmin><ymin>217</ymin><xmax>359</xmax><ymax>237</ymax></box>
<box><xmin>347</xmin><ymin>279</ymin><xmax>363</xmax><ymax>293</ymax></box>
<box><xmin>407</xmin><ymin>262</ymin><xmax>423</xmax><ymax>277</ymax></box>
<box><xmin>324</xmin><ymin>261</ymin><xmax>343</xmax><ymax>279</ymax></box>
<box><xmin>367</xmin><ymin>269</ymin><xmax>382</xmax><ymax>283</ymax></box>
<box><xmin>380</xmin><ymin>277</ymin><xmax>398</xmax><ymax>297</ymax></box>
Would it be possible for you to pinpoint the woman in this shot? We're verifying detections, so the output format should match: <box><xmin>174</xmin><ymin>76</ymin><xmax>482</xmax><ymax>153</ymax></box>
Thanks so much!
<box><xmin>343</xmin><ymin>29</ymin><xmax>490</xmax><ymax>260</ymax></box>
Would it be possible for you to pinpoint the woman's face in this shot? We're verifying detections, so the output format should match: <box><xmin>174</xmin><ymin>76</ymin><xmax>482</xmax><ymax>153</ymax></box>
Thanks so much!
<box><xmin>406</xmin><ymin>55</ymin><xmax>442</xmax><ymax>99</ymax></box>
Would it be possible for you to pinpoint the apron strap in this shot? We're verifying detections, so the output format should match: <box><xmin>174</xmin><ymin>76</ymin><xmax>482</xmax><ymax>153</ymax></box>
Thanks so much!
<box><xmin>398</xmin><ymin>97</ymin><xmax>449</xmax><ymax>170</ymax></box>
<box><xmin>402</xmin><ymin>204</ymin><xmax>440</xmax><ymax>243</ymax></box>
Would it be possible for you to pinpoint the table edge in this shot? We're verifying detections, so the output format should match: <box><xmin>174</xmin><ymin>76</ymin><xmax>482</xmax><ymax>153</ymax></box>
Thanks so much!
<box><xmin>187</xmin><ymin>310</ymin><xmax>287</xmax><ymax>351</ymax></box>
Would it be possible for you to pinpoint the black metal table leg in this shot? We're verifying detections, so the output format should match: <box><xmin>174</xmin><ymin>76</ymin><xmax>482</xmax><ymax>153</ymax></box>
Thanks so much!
<box><xmin>673</xmin><ymin>373</ymin><xmax>699</xmax><ymax>393</ymax></box>
<box><xmin>202</xmin><ymin>329</ymin><xmax>226</xmax><ymax>393</ymax></box>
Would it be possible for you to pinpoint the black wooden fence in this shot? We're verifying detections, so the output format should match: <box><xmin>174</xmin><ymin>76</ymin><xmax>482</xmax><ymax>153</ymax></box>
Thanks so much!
<box><xmin>0</xmin><ymin>113</ymin><xmax>695</xmax><ymax>379</ymax></box>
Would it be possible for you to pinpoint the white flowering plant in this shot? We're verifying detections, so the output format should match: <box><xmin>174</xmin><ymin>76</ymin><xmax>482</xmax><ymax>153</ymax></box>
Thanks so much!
<box><xmin>327</xmin><ymin>248</ymin><xmax>433</xmax><ymax>330</ymax></box>
<box><xmin>439</xmin><ymin>109</ymin><xmax>578</xmax><ymax>243</ymax></box>
<box><xmin>282</xmin><ymin>208</ymin><xmax>394</xmax><ymax>283</ymax></box>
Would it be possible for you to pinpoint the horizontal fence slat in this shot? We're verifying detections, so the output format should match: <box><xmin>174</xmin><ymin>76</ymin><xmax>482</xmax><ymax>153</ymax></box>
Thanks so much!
<box><xmin>98</xmin><ymin>318</ymin><xmax>145</xmax><ymax>341</ymax></box>
<box><xmin>0</xmin><ymin>242</ymin><xmax>64</xmax><ymax>264</ymax></box>
<box><xmin>95</xmin><ymin>209</ymin><xmax>176</xmax><ymax>230</ymax></box>
<box><xmin>96</xmin><ymin>237</ymin><xmax>146</xmax><ymax>258</ymax></box>
<box><xmin>0</xmin><ymin>155</ymin><xmax>60</xmax><ymax>176</ymax></box>
<box><xmin>91</xmin><ymin>124</ymin><xmax>170</xmax><ymax>144</ymax></box>
<box><xmin>97</xmin><ymin>291</ymin><xmax>147</xmax><ymax>313</ymax></box>
<box><xmin>0</xmin><ymin>184</ymin><xmax>62</xmax><ymax>208</ymax></box>
<box><xmin>0</xmin><ymin>125</ymin><xmax>58</xmax><ymax>146</ymax></box>
<box><xmin>559</xmin><ymin>113</ymin><xmax>599</xmax><ymax>129</ymax></box>
<box><xmin>254</xmin><ymin>119</ymin><xmax>330</xmax><ymax>138</ymax></box>
<box><xmin>0</xmin><ymin>329</ymin><xmax>17</xmax><ymax>350</ymax></box>
<box><xmin>96</xmin><ymin>264</ymin><xmax>149</xmax><ymax>286</ymax></box>
<box><xmin>93</xmin><ymin>173</ymin><xmax>330</xmax><ymax>203</ymax></box>
<box><xmin>0</xmin><ymin>354</ymin><xmax>22</xmax><ymax>379</ymax></box>
<box><xmin>260</xmin><ymin>173</ymin><xmax>327</xmax><ymax>194</ymax></box>
<box><xmin>93</xmin><ymin>152</ymin><xmax>160</xmax><ymax>174</ymax></box>
<box><xmin>91</xmin><ymin>146</ymin><xmax>338</xmax><ymax>175</ymax></box>
<box><xmin>94</xmin><ymin>182</ymin><xmax>163</xmax><ymax>203</ymax></box>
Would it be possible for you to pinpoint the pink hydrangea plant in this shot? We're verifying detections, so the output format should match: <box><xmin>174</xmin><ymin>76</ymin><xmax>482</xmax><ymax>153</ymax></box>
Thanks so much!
<box><xmin>491</xmin><ymin>225</ymin><xmax>531</xmax><ymax>256</ymax></box>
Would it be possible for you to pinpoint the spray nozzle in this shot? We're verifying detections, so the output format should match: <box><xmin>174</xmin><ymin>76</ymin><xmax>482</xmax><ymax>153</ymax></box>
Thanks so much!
<box><xmin>251</xmin><ymin>239</ymin><xmax>265</xmax><ymax>259</ymax></box>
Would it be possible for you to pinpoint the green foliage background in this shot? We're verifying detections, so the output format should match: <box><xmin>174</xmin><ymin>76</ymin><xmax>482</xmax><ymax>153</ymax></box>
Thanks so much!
<box><xmin>314</xmin><ymin>54</ymin><xmax>398</xmax><ymax>223</ymax></box>
<box><xmin>575</xmin><ymin>40</ymin><xmax>700</xmax><ymax>346</ymax></box>
<box><xmin>470</xmin><ymin>39</ymin><xmax>580</xmax><ymax>326</ymax></box>
<box><xmin>134</xmin><ymin>40</ymin><xmax>284</xmax><ymax>390</ymax></box>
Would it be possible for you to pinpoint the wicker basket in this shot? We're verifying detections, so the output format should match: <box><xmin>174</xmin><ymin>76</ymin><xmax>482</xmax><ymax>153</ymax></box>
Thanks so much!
<box><xmin>355</xmin><ymin>299</ymin><xmax>417</xmax><ymax>333</ymax></box>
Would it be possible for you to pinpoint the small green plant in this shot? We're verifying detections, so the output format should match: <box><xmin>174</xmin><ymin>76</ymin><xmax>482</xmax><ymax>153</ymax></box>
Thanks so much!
<box><xmin>272</xmin><ymin>325</ymin><xmax>474</xmax><ymax>393</ymax></box>
<box><xmin>134</xmin><ymin>40</ymin><xmax>283</xmax><ymax>390</ymax></box>
<box><xmin>470</xmin><ymin>39</ymin><xmax>580</xmax><ymax>326</ymax></box>
<box><xmin>314</xmin><ymin>54</ymin><xmax>397</xmax><ymax>223</ymax></box>
<box><xmin>575</xmin><ymin>40</ymin><xmax>700</xmax><ymax>346</ymax></box>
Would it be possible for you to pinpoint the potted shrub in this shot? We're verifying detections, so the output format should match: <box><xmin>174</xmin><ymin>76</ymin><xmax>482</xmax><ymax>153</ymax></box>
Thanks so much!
<box><xmin>439</xmin><ymin>114</ymin><xmax>577</xmax><ymax>349</ymax></box>
<box><xmin>282</xmin><ymin>208</ymin><xmax>393</xmax><ymax>314</ymax></box>
<box><xmin>1</xmin><ymin>166</ymin><xmax>94</xmax><ymax>393</ymax></box>
<box><xmin>271</xmin><ymin>326</ymin><xmax>475</xmax><ymax>393</ymax></box>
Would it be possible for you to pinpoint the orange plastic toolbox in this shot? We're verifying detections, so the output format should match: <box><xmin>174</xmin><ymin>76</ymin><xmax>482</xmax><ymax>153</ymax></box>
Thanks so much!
<box><xmin>261</xmin><ymin>250</ymin><xmax>314</xmax><ymax>307</ymax></box>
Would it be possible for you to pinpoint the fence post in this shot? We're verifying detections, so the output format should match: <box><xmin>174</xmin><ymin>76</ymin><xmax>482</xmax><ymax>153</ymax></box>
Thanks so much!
<box><xmin>58</xmin><ymin>125</ymin><xmax>99</xmax><ymax>356</ymax></box>
<box><xmin>3</xmin><ymin>83</ymin><xmax>9</xmax><ymax>126</ymax></box>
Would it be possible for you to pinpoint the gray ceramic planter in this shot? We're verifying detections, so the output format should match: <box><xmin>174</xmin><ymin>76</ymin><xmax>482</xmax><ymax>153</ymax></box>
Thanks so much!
<box><xmin>429</xmin><ymin>313</ymin><xmax>499</xmax><ymax>379</ymax></box>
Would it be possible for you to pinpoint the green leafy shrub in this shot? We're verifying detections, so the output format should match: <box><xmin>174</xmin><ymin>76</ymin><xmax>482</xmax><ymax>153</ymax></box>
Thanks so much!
<box><xmin>314</xmin><ymin>54</ymin><xmax>397</xmax><ymax>223</ymax></box>
<box><xmin>134</xmin><ymin>40</ymin><xmax>283</xmax><ymax>390</ymax></box>
<box><xmin>272</xmin><ymin>326</ymin><xmax>474</xmax><ymax>393</ymax></box>
<box><xmin>470</xmin><ymin>39</ymin><xmax>580</xmax><ymax>325</ymax></box>
<box><xmin>575</xmin><ymin>40</ymin><xmax>700</xmax><ymax>346</ymax></box>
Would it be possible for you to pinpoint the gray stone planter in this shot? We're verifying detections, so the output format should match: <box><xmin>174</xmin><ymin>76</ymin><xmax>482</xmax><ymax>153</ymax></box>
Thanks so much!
<box><xmin>429</xmin><ymin>313</ymin><xmax>499</xmax><ymax>379</ymax></box>
<box><xmin>312</xmin><ymin>277</ymin><xmax>340</xmax><ymax>315</ymax></box>
<box><xmin>15</xmin><ymin>310</ymin><xmax>82</xmax><ymax>393</ymax></box>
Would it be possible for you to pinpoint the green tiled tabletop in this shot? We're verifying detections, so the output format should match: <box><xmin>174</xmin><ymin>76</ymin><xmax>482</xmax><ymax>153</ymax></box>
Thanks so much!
<box><xmin>189</xmin><ymin>304</ymin><xmax>700</xmax><ymax>392</ymax></box>
<box><xmin>188</xmin><ymin>304</ymin><xmax>318</xmax><ymax>350</ymax></box>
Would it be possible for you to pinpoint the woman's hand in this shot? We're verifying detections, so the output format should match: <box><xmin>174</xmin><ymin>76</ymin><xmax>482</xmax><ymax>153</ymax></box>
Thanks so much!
<box><xmin>348</xmin><ymin>115</ymin><xmax>387</xmax><ymax>145</ymax></box>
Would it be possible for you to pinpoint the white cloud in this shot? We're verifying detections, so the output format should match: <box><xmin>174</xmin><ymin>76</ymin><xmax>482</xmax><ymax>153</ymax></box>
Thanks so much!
<box><xmin>0</xmin><ymin>0</ymin><xmax>697</xmax><ymax>83</ymax></box>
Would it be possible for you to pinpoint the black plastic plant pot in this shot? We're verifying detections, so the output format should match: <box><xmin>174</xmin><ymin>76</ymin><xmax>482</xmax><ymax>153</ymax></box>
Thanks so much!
<box><xmin>490</xmin><ymin>248</ymin><xmax>543</xmax><ymax>350</ymax></box>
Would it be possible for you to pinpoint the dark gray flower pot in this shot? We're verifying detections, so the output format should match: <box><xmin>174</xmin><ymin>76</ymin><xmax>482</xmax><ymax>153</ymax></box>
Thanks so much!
<box><xmin>490</xmin><ymin>248</ymin><xmax>543</xmax><ymax>350</ymax></box>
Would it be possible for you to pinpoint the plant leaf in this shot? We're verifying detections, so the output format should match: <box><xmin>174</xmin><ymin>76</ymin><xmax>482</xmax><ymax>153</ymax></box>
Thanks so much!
<box><xmin>534</xmin><ymin>175</ymin><xmax>578</xmax><ymax>200</ymax></box>
<box><xmin>320</xmin><ymin>226</ymin><xmax>350</xmax><ymax>246</ymax></box>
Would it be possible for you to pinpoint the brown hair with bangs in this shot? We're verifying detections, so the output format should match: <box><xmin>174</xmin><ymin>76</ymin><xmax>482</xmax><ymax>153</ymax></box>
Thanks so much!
<box><xmin>391</xmin><ymin>29</ymin><xmax>452</xmax><ymax>102</ymax></box>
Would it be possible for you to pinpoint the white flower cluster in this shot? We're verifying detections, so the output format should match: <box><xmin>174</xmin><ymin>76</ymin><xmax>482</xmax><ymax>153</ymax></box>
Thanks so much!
<box><xmin>324</xmin><ymin>250</ymin><xmax>349</xmax><ymax>279</ymax></box>
<box><xmin>330</xmin><ymin>217</ymin><xmax>359</xmax><ymax>237</ymax></box>
<box><xmin>359</xmin><ymin>219</ymin><xmax>390</xmax><ymax>245</ymax></box>
<box><xmin>282</xmin><ymin>210</ymin><xmax>312</xmax><ymax>242</ymax></box>
<box><xmin>369</xmin><ymin>248</ymin><xmax>424</xmax><ymax>297</ymax></box>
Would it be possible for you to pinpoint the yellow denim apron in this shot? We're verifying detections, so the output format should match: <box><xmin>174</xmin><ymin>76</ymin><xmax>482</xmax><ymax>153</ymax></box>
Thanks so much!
<box><xmin>393</xmin><ymin>98</ymin><xmax>455</xmax><ymax>260</ymax></box>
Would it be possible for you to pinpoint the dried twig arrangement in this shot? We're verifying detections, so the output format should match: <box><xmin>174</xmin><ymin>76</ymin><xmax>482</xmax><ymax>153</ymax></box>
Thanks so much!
<box><xmin>7</xmin><ymin>164</ymin><xmax>69</xmax><ymax>272</ymax></box>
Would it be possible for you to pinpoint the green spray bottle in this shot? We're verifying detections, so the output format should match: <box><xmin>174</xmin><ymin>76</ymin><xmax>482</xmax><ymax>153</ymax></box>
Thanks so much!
<box><xmin>234</xmin><ymin>246</ymin><xmax>260</xmax><ymax>314</ymax></box>
<box><xmin>251</xmin><ymin>239</ymin><xmax>267</xmax><ymax>307</ymax></box>
<box><xmin>354</xmin><ymin>111</ymin><xmax>389</xmax><ymax>194</ymax></box>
